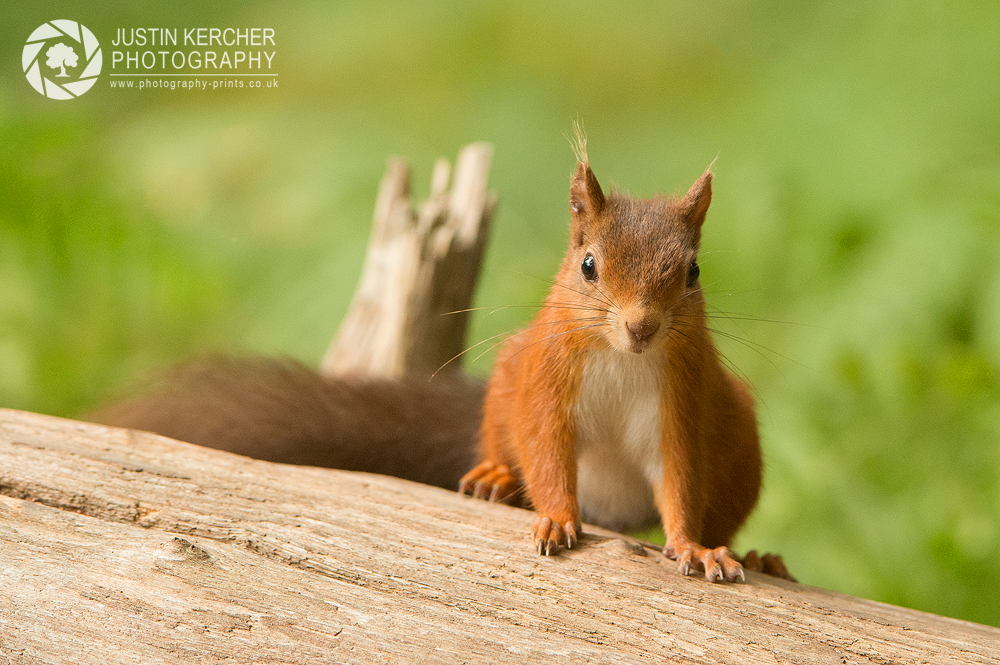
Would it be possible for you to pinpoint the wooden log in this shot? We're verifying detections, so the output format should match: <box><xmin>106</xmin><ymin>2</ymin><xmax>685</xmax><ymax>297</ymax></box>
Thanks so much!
<box><xmin>1</xmin><ymin>408</ymin><xmax>997</xmax><ymax>664</ymax></box>
<box><xmin>321</xmin><ymin>143</ymin><xmax>497</xmax><ymax>378</ymax></box>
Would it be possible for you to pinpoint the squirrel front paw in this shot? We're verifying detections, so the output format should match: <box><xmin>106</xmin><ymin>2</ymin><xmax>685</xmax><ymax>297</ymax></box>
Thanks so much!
<box><xmin>458</xmin><ymin>461</ymin><xmax>519</xmax><ymax>503</ymax></box>
<box><xmin>532</xmin><ymin>516</ymin><xmax>578</xmax><ymax>556</ymax></box>
<box><xmin>664</xmin><ymin>541</ymin><xmax>744</xmax><ymax>583</ymax></box>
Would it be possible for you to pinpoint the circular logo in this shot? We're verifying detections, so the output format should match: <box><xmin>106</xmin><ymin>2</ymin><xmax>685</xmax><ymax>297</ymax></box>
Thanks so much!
<box><xmin>23</xmin><ymin>20</ymin><xmax>102</xmax><ymax>100</ymax></box>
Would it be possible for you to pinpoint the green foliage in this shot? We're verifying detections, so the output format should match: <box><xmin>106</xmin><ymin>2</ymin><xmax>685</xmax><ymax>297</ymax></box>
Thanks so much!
<box><xmin>2</xmin><ymin>0</ymin><xmax>999</xmax><ymax>626</ymax></box>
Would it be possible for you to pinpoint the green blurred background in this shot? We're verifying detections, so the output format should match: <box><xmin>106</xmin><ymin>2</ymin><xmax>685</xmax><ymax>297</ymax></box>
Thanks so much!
<box><xmin>3</xmin><ymin>0</ymin><xmax>999</xmax><ymax>626</ymax></box>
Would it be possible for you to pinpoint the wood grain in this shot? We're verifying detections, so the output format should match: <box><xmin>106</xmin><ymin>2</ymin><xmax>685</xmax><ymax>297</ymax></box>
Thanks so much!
<box><xmin>1</xmin><ymin>408</ymin><xmax>997</xmax><ymax>664</ymax></box>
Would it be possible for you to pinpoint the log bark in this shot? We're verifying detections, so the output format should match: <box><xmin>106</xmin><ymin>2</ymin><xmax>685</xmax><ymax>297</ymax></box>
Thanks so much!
<box><xmin>320</xmin><ymin>143</ymin><xmax>496</xmax><ymax>378</ymax></box>
<box><xmin>1</xmin><ymin>408</ymin><xmax>997</xmax><ymax>664</ymax></box>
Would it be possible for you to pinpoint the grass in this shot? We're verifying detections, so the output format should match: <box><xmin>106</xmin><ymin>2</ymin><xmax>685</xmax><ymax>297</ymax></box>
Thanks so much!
<box><xmin>2</xmin><ymin>0</ymin><xmax>999</xmax><ymax>626</ymax></box>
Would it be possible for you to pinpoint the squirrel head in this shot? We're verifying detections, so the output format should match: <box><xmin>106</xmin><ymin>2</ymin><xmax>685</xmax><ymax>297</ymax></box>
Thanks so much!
<box><xmin>565</xmin><ymin>162</ymin><xmax>712</xmax><ymax>355</ymax></box>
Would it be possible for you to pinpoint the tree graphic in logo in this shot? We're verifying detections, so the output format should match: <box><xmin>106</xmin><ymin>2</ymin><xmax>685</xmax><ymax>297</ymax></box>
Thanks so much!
<box><xmin>23</xmin><ymin>20</ymin><xmax>102</xmax><ymax>100</ymax></box>
<box><xmin>46</xmin><ymin>43</ymin><xmax>79</xmax><ymax>78</ymax></box>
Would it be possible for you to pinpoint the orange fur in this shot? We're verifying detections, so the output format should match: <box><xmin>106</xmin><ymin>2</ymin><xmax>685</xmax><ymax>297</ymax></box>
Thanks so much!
<box><xmin>461</xmin><ymin>157</ymin><xmax>762</xmax><ymax>581</ymax></box>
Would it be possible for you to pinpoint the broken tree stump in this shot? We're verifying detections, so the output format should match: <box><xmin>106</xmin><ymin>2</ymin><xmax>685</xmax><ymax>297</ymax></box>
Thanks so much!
<box><xmin>1</xmin><ymin>409</ymin><xmax>999</xmax><ymax>664</ymax></box>
<box><xmin>321</xmin><ymin>143</ymin><xmax>497</xmax><ymax>378</ymax></box>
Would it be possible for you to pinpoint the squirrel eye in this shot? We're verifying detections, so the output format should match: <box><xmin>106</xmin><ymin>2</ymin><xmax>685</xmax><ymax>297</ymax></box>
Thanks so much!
<box><xmin>581</xmin><ymin>254</ymin><xmax>597</xmax><ymax>281</ymax></box>
<box><xmin>686</xmin><ymin>260</ymin><xmax>700</xmax><ymax>288</ymax></box>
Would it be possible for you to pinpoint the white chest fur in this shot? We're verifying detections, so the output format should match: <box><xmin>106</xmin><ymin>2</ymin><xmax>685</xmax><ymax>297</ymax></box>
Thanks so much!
<box><xmin>572</xmin><ymin>348</ymin><xmax>665</xmax><ymax>531</ymax></box>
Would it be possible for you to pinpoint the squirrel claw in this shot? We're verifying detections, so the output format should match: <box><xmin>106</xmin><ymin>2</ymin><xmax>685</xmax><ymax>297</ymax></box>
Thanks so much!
<box><xmin>705</xmin><ymin>558</ymin><xmax>724</xmax><ymax>583</ymax></box>
<box><xmin>565</xmin><ymin>522</ymin><xmax>578</xmax><ymax>549</ymax></box>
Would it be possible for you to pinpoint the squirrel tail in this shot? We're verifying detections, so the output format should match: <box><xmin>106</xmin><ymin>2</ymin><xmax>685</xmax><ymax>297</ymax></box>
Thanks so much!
<box><xmin>87</xmin><ymin>356</ymin><xmax>484</xmax><ymax>491</ymax></box>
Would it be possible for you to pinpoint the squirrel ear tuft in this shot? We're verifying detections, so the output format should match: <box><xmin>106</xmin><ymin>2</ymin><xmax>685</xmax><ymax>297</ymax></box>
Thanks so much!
<box><xmin>682</xmin><ymin>169</ymin><xmax>713</xmax><ymax>227</ymax></box>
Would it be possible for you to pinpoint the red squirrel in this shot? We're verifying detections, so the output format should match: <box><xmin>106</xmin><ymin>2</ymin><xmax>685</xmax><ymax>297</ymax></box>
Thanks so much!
<box><xmin>459</xmin><ymin>144</ymin><xmax>762</xmax><ymax>582</ymax></box>
<box><xmin>91</xmin><ymin>148</ymin><xmax>789</xmax><ymax>582</ymax></box>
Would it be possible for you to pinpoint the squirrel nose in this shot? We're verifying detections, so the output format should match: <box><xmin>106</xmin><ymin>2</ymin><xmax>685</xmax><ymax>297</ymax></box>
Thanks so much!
<box><xmin>626</xmin><ymin>318</ymin><xmax>660</xmax><ymax>343</ymax></box>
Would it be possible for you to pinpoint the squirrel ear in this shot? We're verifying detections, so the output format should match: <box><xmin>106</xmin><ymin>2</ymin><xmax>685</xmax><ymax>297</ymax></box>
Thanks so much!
<box><xmin>570</xmin><ymin>162</ymin><xmax>605</xmax><ymax>244</ymax></box>
<box><xmin>682</xmin><ymin>169</ymin><xmax>713</xmax><ymax>227</ymax></box>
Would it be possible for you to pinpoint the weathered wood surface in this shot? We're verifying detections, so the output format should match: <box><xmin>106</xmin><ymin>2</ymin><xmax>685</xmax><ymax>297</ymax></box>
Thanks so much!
<box><xmin>321</xmin><ymin>143</ymin><xmax>497</xmax><ymax>379</ymax></box>
<box><xmin>1</xmin><ymin>409</ymin><xmax>997</xmax><ymax>664</ymax></box>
